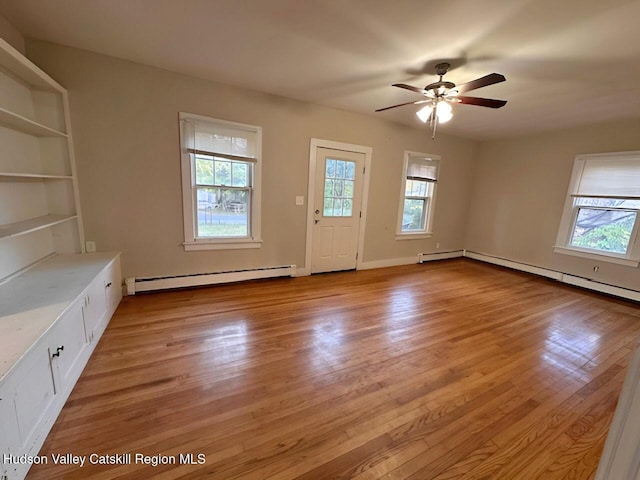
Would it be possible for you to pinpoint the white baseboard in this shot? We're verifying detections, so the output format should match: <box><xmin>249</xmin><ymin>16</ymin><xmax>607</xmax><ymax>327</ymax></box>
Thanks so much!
<box><xmin>125</xmin><ymin>265</ymin><xmax>296</xmax><ymax>294</ymax></box>
<box><xmin>464</xmin><ymin>250</ymin><xmax>640</xmax><ymax>302</ymax></box>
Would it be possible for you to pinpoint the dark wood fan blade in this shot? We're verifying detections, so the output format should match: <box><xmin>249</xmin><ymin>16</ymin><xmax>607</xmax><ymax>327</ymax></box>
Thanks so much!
<box><xmin>456</xmin><ymin>96</ymin><xmax>507</xmax><ymax>108</ymax></box>
<box><xmin>392</xmin><ymin>83</ymin><xmax>426</xmax><ymax>94</ymax></box>
<box><xmin>375</xmin><ymin>100</ymin><xmax>428</xmax><ymax>112</ymax></box>
<box><xmin>456</xmin><ymin>73</ymin><xmax>505</xmax><ymax>93</ymax></box>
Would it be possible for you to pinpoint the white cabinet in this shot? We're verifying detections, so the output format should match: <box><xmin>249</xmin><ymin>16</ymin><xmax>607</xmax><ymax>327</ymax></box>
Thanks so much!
<box><xmin>48</xmin><ymin>300</ymin><xmax>88</xmax><ymax>393</ymax></box>
<box><xmin>0</xmin><ymin>391</ymin><xmax>20</xmax><ymax>480</ymax></box>
<box><xmin>0</xmin><ymin>36</ymin><xmax>84</xmax><ymax>283</ymax></box>
<box><xmin>0</xmin><ymin>253</ymin><xmax>121</xmax><ymax>480</ymax></box>
<box><xmin>11</xmin><ymin>343</ymin><xmax>56</xmax><ymax>456</ymax></box>
<box><xmin>83</xmin><ymin>273</ymin><xmax>107</xmax><ymax>344</ymax></box>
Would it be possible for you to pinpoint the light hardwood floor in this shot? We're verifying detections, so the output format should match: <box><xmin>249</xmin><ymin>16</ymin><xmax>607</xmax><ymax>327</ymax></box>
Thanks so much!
<box><xmin>27</xmin><ymin>259</ymin><xmax>640</xmax><ymax>479</ymax></box>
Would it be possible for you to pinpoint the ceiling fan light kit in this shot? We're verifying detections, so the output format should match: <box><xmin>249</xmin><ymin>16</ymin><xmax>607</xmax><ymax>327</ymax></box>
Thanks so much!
<box><xmin>376</xmin><ymin>62</ymin><xmax>507</xmax><ymax>138</ymax></box>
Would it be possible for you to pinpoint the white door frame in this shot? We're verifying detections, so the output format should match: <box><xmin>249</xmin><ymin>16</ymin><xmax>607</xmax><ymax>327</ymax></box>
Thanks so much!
<box><xmin>303</xmin><ymin>138</ymin><xmax>372</xmax><ymax>275</ymax></box>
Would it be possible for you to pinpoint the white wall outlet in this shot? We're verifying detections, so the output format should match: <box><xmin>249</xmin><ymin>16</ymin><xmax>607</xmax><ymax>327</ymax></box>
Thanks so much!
<box><xmin>85</xmin><ymin>241</ymin><xmax>96</xmax><ymax>253</ymax></box>
<box><xmin>436</xmin><ymin>242</ymin><xmax>440</xmax><ymax>249</ymax></box>
<box><xmin>296</xmin><ymin>196</ymin><xmax>304</xmax><ymax>206</ymax></box>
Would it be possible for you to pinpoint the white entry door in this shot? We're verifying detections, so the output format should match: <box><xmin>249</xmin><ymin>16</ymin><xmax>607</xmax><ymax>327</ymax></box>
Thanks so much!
<box><xmin>311</xmin><ymin>147</ymin><xmax>365</xmax><ymax>273</ymax></box>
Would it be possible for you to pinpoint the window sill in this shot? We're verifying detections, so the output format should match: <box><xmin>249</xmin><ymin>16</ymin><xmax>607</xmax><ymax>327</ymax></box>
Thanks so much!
<box><xmin>553</xmin><ymin>246</ymin><xmax>639</xmax><ymax>267</ymax></box>
<box><xmin>184</xmin><ymin>239</ymin><xmax>263</xmax><ymax>251</ymax></box>
<box><xmin>395</xmin><ymin>232</ymin><xmax>433</xmax><ymax>241</ymax></box>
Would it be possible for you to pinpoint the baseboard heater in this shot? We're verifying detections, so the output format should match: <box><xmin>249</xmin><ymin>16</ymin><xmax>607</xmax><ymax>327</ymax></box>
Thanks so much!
<box><xmin>418</xmin><ymin>250</ymin><xmax>464</xmax><ymax>263</ymax></box>
<box><xmin>464</xmin><ymin>250</ymin><xmax>640</xmax><ymax>302</ymax></box>
<box><xmin>125</xmin><ymin>265</ymin><xmax>296</xmax><ymax>295</ymax></box>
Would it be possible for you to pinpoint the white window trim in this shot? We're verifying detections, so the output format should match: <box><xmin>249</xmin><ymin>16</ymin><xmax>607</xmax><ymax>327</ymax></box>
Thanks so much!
<box><xmin>395</xmin><ymin>150</ymin><xmax>439</xmax><ymax>239</ymax></box>
<box><xmin>554</xmin><ymin>151</ymin><xmax>640</xmax><ymax>267</ymax></box>
<box><xmin>179</xmin><ymin>112</ymin><xmax>262</xmax><ymax>251</ymax></box>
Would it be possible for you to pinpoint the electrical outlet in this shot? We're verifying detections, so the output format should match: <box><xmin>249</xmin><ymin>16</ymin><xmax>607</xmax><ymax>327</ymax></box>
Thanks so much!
<box><xmin>85</xmin><ymin>241</ymin><xmax>96</xmax><ymax>253</ymax></box>
<box><xmin>436</xmin><ymin>242</ymin><xmax>440</xmax><ymax>249</ymax></box>
<box><xmin>296</xmin><ymin>196</ymin><xmax>304</xmax><ymax>206</ymax></box>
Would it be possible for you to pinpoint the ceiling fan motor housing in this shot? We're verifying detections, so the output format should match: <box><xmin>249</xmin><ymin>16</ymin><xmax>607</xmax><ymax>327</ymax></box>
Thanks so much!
<box><xmin>425</xmin><ymin>63</ymin><xmax>455</xmax><ymax>94</ymax></box>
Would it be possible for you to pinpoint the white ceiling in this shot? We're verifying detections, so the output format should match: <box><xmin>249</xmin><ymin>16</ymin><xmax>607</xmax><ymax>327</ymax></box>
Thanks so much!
<box><xmin>1</xmin><ymin>0</ymin><xmax>639</xmax><ymax>140</ymax></box>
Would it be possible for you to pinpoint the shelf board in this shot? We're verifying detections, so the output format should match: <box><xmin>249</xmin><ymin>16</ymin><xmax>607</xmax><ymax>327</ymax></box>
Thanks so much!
<box><xmin>0</xmin><ymin>37</ymin><xmax>63</xmax><ymax>92</ymax></box>
<box><xmin>0</xmin><ymin>214</ymin><xmax>77</xmax><ymax>240</ymax></box>
<box><xmin>0</xmin><ymin>107</ymin><xmax>67</xmax><ymax>137</ymax></box>
<box><xmin>0</xmin><ymin>172</ymin><xmax>73</xmax><ymax>181</ymax></box>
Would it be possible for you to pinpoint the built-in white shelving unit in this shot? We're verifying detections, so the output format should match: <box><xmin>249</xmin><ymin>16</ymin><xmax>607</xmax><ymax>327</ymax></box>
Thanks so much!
<box><xmin>0</xmin><ymin>106</ymin><xmax>68</xmax><ymax>137</ymax></box>
<box><xmin>0</xmin><ymin>36</ymin><xmax>84</xmax><ymax>282</ymax></box>
<box><xmin>0</xmin><ymin>38</ymin><xmax>122</xmax><ymax>480</ymax></box>
<box><xmin>0</xmin><ymin>214</ymin><xmax>78</xmax><ymax>240</ymax></box>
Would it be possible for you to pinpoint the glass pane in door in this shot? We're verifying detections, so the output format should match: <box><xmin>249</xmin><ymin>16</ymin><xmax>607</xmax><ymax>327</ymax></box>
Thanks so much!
<box><xmin>323</xmin><ymin>159</ymin><xmax>356</xmax><ymax>217</ymax></box>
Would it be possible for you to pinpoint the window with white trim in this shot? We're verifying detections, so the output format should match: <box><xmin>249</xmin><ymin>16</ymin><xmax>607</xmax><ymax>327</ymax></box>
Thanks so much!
<box><xmin>179</xmin><ymin>113</ymin><xmax>262</xmax><ymax>250</ymax></box>
<box><xmin>554</xmin><ymin>151</ymin><xmax>640</xmax><ymax>266</ymax></box>
<box><xmin>396</xmin><ymin>151</ymin><xmax>439</xmax><ymax>238</ymax></box>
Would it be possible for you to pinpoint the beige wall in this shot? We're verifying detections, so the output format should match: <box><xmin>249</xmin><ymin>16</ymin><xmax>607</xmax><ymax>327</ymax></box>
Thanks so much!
<box><xmin>25</xmin><ymin>40</ymin><xmax>478</xmax><ymax>279</ymax></box>
<box><xmin>466</xmin><ymin>118</ymin><xmax>640</xmax><ymax>291</ymax></box>
<box><xmin>0</xmin><ymin>13</ymin><xmax>25</xmax><ymax>54</ymax></box>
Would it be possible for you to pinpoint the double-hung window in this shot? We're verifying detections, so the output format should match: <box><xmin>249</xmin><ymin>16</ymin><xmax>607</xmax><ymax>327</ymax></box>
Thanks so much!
<box><xmin>555</xmin><ymin>151</ymin><xmax>640</xmax><ymax>266</ymax></box>
<box><xmin>179</xmin><ymin>113</ymin><xmax>262</xmax><ymax>250</ymax></box>
<box><xmin>396</xmin><ymin>151</ymin><xmax>440</xmax><ymax>238</ymax></box>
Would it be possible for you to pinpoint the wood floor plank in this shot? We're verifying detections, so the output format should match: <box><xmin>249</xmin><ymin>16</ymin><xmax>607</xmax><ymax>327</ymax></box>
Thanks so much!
<box><xmin>26</xmin><ymin>259</ymin><xmax>640</xmax><ymax>479</ymax></box>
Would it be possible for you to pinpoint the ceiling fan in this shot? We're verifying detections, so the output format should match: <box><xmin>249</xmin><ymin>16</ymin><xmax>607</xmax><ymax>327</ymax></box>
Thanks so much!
<box><xmin>376</xmin><ymin>62</ymin><xmax>507</xmax><ymax>138</ymax></box>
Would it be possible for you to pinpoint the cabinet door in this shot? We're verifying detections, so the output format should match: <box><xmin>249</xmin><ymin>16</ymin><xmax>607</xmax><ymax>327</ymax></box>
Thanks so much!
<box><xmin>0</xmin><ymin>391</ymin><xmax>20</xmax><ymax>480</ymax></box>
<box><xmin>105</xmin><ymin>259</ymin><xmax>122</xmax><ymax>314</ymax></box>
<box><xmin>49</xmin><ymin>301</ymin><xmax>88</xmax><ymax>392</ymax></box>
<box><xmin>83</xmin><ymin>274</ymin><xmax>107</xmax><ymax>343</ymax></box>
<box><xmin>12</xmin><ymin>345</ymin><xmax>56</xmax><ymax>454</ymax></box>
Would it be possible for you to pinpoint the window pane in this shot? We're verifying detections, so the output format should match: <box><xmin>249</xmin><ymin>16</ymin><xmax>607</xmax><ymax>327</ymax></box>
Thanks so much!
<box><xmin>345</xmin><ymin>162</ymin><xmax>355</xmax><ymax>180</ymax></box>
<box><xmin>334</xmin><ymin>198</ymin><xmax>343</xmax><ymax>216</ymax></box>
<box><xmin>323</xmin><ymin>159</ymin><xmax>356</xmax><ymax>217</ymax></box>
<box><xmin>195</xmin><ymin>157</ymin><xmax>214</xmax><ymax>185</ymax></box>
<box><xmin>324</xmin><ymin>198</ymin><xmax>334</xmax><ymax>216</ymax></box>
<box><xmin>196</xmin><ymin>187</ymin><xmax>248</xmax><ymax>237</ymax></box>
<box><xmin>324</xmin><ymin>179</ymin><xmax>334</xmax><ymax>197</ymax></box>
<box><xmin>334</xmin><ymin>179</ymin><xmax>344</xmax><ymax>197</ymax></box>
<box><xmin>343</xmin><ymin>199</ymin><xmax>353</xmax><ymax>217</ymax></box>
<box><xmin>326</xmin><ymin>160</ymin><xmax>336</xmax><ymax>178</ymax></box>
<box><xmin>214</xmin><ymin>160</ymin><xmax>231</xmax><ymax>186</ymax></box>
<box><xmin>231</xmin><ymin>162</ymin><xmax>249</xmax><ymax>187</ymax></box>
<box><xmin>570</xmin><ymin>208</ymin><xmax>636</xmax><ymax>254</ymax></box>
<box><xmin>344</xmin><ymin>181</ymin><xmax>354</xmax><ymax>198</ymax></box>
<box><xmin>402</xmin><ymin>198</ymin><xmax>426</xmax><ymax>231</ymax></box>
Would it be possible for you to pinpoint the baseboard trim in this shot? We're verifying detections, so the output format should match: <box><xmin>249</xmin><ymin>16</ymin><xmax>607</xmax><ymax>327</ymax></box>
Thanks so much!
<box><xmin>464</xmin><ymin>250</ymin><xmax>640</xmax><ymax>302</ymax></box>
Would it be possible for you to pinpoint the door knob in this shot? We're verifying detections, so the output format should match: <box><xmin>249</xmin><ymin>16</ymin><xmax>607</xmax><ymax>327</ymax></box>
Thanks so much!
<box><xmin>315</xmin><ymin>209</ymin><xmax>320</xmax><ymax>214</ymax></box>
